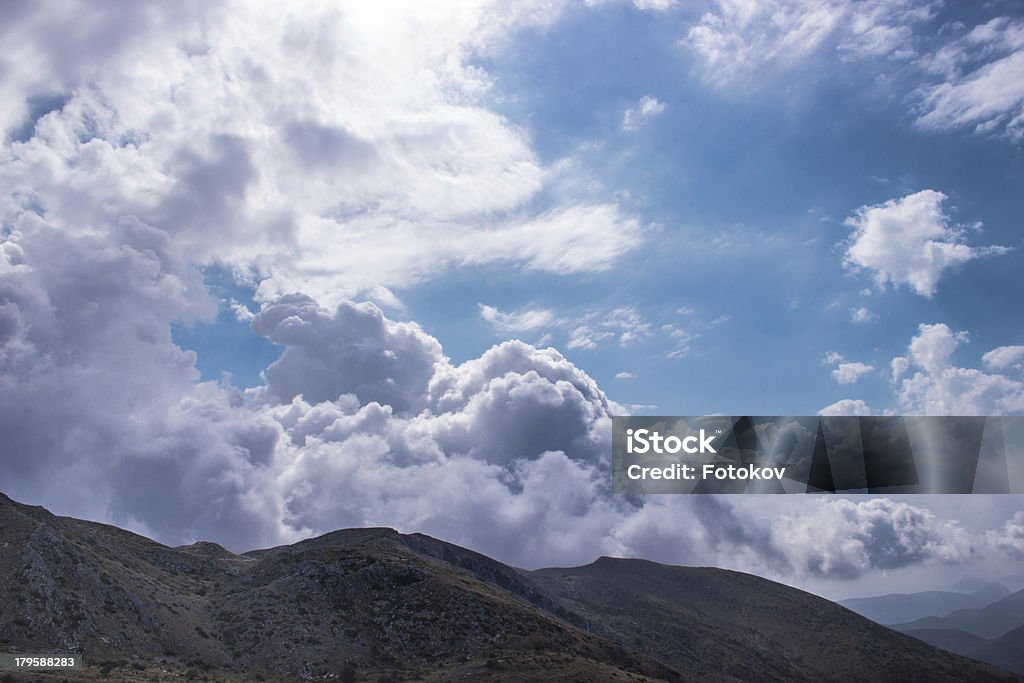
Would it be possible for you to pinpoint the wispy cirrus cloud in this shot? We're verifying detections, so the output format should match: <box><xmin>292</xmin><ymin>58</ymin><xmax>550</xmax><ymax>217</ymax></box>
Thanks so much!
<box><xmin>684</xmin><ymin>0</ymin><xmax>936</xmax><ymax>87</ymax></box>
<box><xmin>915</xmin><ymin>17</ymin><xmax>1024</xmax><ymax>140</ymax></box>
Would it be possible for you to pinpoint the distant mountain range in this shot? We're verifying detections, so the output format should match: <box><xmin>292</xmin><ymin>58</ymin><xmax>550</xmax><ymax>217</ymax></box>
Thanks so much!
<box><xmin>1</xmin><ymin>492</ymin><xmax>1020</xmax><ymax>682</ymax></box>
<box><xmin>840</xmin><ymin>584</ymin><xmax>1011</xmax><ymax>625</ymax></box>
<box><xmin>893</xmin><ymin>591</ymin><xmax>1024</xmax><ymax>676</ymax></box>
<box><xmin>840</xmin><ymin>576</ymin><xmax>1024</xmax><ymax>676</ymax></box>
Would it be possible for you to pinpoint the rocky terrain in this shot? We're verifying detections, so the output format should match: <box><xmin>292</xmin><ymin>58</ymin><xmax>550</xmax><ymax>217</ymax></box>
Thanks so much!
<box><xmin>1</xmin><ymin>492</ymin><xmax>1020</xmax><ymax>682</ymax></box>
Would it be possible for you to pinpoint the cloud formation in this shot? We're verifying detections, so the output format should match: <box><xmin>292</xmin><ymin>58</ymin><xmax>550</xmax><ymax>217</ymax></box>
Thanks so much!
<box><xmin>771</xmin><ymin>498</ymin><xmax>973</xmax><ymax>579</ymax></box>
<box><xmin>0</xmin><ymin>0</ymin><xmax>1017</xmax><ymax>588</ymax></box>
<box><xmin>622</xmin><ymin>95</ymin><xmax>667</xmax><ymax>131</ymax></box>
<box><xmin>818</xmin><ymin>398</ymin><xmax>875</xmax><ymax>416</ymax></box>
<box><xmin>893</xmin><ymin>323</ymin><xmax>1024</xmax><ymax>415</ymax></box>
<box><xmin>915</xmin><ymin>17</ymin><xmax>1024</xmax><ymax>140</ymax></box>
<box><xmin>479</xmin><ymin>304</ymin><xmax>557</xmax><ymax>335</ymax></box>
<box><xmin>983</xmin><ymin>345</ymin><xmax>1024</xmax><ymax>372</ymax></box>
<box><xmin>685</xmin><ymin>0</ymin><xmax>935</xmax><ymax>86</ymax></box>
<box><xmin>843</xmin><ymin>190</ymin><xmax>1008</xmax><ymax>297</ymax></box>
<box><xmin>822</xmin><ymin>322</ymin><xmax>1024</xmax><ymax>416</ymax></box>
<box><xmin>686</xmin><ymin>3</ymin><xmax>1024</xmax><ymax>143</ymax></box>
<box><xmin>832</xmin><ymin>362</ymin><xmax>874</xmax><ymax>385</ymax></box>
<box><xmin>0</xmin><ymin>0</ymin><xmax>641</xmax><ymax>307</ymax></box>
<box><xmin>988</xmin><ymin>511</ymin><xmax>1024</xmax><ymax>559</ymax></box>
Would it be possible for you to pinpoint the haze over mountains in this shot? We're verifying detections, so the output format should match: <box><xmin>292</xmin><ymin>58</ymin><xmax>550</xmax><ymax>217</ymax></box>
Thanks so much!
<box><xmin>1</xmin><ymin>491</ymin><xmax>1021</xmax><ymax>682</ymax></box>
<box><xmin>840</xmin><ymin>583</ymin><xmax>1013</xmax><ymax>627</ymax></box>
<box><xmin>841</xmin><ymin>579</ymin><xmax>1024</xmax><ymax>675</ymax></box>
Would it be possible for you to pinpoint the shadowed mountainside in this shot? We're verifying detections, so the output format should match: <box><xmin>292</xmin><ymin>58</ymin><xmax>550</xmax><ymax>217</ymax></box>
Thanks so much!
<box><xmin>1</xmin><ymin>492</ymin><xmax>1021</xmax><ymax>682</ymax></box>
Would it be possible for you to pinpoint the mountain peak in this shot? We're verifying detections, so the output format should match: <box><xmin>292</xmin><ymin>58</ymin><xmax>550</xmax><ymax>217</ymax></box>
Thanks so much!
<box><xmin>2</xmin><ymin>493</ymin><xmax>1021</xmax><ymax>681</ymax></box>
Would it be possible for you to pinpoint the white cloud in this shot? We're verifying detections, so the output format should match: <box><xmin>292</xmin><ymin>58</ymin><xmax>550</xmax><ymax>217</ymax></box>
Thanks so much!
<box><xmin>987</xmin><ymin>511</ymin><xmax>1024</xmax><ymax>559</ymax></box>
<box><xmin>685</xmin><ymin>0</ymin><xmax>935</xmax><ymax>86</ymax></box>
<box><xmin>229</xmin><ymin>299</ymin><xmax>256</xmax><ymax>323</ymax></box>
<box><xmin>843</xmin><ymin>190</ymin><xmax>1008</xmax><ymax>297</ymax></box>
<box><xmin>818</xmin><ymin>398</ymin><xmax>874</xmax><ymax>416</ymax></box>
<box><xmin>632</xmin><ymin>0</ymin><xmax>676</xmax><ymax>10</ymax></box>
<box><xmin>915</xmin><ymin>18</ymin><xmax>1024</xmax><ymax>140</ymax></box>
<box><xmin>1</xmin><ymin>0</ymin><xmax>642</xmax><ymax>308</ymax></box>
<box><xmin>982</xmin><ymin>345</ymin><xmax>1024</xmax><ymax>371</ymax></box>
<box><xmin>851</xmin><ymin>306</ymin><xmax>876</xmax><ymax>324</ymax></box>
<box><xmin>823</xmin><ymin>352</ymin><xmax>873</xmax><ymax>384</ymax></box>
<box><xmin>479</xmin><ymin>304</ymin><xmax>556</xmax><ymax>334</ymax></box>
<box><xmin>622</xmin><ymin>95</ymin><xmax>666</xmax><ymax>131</ymax></box>
<box><xmin>615</xmin><ymin>371</ymin><xmax>636</xmax><ymax>380</ymax></box>
<box><xmin>567</xmin><ymin>325</ymin><xmax>614</xmax><ymax>350</ymax></box>
<box><xmin>568</xmin><ymin>307</ymin><xmax>652</xmax><ymax>350</ymax></box>
<box><xmin>1</xmin><ymin>239</ymin><xmax>996</xmax><ymax>575</ymax></box>
<box><xmin>685</xmin><ymin>3</ymin><xmax>1024</xmax><ymax>143</ymax></box>
<box><xmin>832</xmin><ymin>361</ymin><xmax>874</xmax><ymax>385</ymax></box>
<box><xmin>251</xmin><ymin>295</ymin><xmax>444</xmax><ymax>412</ymax></box>
<box><xmin>771</xmin><ymin>498</ymin><xmax>974</xmax><ymax>579</ymax></box>
<box><xmin>826</xmin><ymin>325</ymin><xmax>1024</xmax><ymax>416</ymax></box>
<box><xmin>892</xmin><ymin>323</ymin><xmax>1024</xmax><ymax>415</ymax></box>
<box><xmin>0</xmin><ymin>0</ymin><xmax>1015</xmax><ymax>585</ymax></box>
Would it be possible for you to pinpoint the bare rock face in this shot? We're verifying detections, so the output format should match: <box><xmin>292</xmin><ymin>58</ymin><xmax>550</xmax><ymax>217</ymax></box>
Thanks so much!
<box><xmin>1</xmin><ymin>491</ymin><xmax>1021</xmax><ymax>682</ymax></box>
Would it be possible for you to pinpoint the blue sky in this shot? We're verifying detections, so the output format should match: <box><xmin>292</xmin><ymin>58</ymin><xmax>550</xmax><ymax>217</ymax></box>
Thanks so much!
<box><xmin>4</xmin><ymin>0</ymin><xmax>1024</xmax><ymax>597</ymax></box>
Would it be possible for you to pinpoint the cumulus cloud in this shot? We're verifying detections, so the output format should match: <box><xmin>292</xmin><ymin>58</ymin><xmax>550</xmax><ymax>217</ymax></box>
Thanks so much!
<box><xmin>0</xmin><ymin>0</ymin><xmax>1011</xmax><ymax>584</ymax></box>
<box><xmin>823</xmin><ymin>352</ymin><xmax>874</xmax><ymax>384</ymax></box>
<box><xmin>987</xmin><ymin>511</ymin><xmax>1024</xmax><ymax>559</ymax></box>
<box><xmin>892</xmin><ymin>323</ymin><xmax>1024</xmax><ymax>415</ymax></box>
<box><xmin>843</xmin><ymin>190</ymin><xmax>1008</xmax><ymax>297</ymax></box>
<box><xmin>822</xmin><ymin>324</ymin><xmax>1024</xmax><ymax>417</ymax></box>
<box><xmin>0</xmin><ymin>234</ymin><xmax>991</xmax><ymax>576</ymax></box>
<box><xmin>771</xmin><ymin>498</ymin><xmax>974</xmax><ymax>579</ymax></box>
<box><xmin>818</xmin><ymin>398</ymin><xmax>874</xmax><ymax>416</ymax></box>
<box><xmin>251</xmin><ymin>295</ymin><xmax>443</xmax><ymax>412</ymax></box>
<box><xmin>0</xmin><ymin>0</ymin><xmax>641</xmax><ymax>306</ymax></box>
<box><xmin>622</xmin><ymin>95</ymin><xmax>666</xmax><ymax>131</ymax></box>
<box><xmin>983</xmin><ymin>345</ymin><xmax>1024</xmax><ymax>372</ymax></box>
<box><xmin>851</xmin><ymin>306</ymin><xmax>876</xmax><ymax>324</ymax></box>
<box><xmin>832</xmin><ymin>362</ymin><xmax>874</xmax><ymax>385</ymax></box>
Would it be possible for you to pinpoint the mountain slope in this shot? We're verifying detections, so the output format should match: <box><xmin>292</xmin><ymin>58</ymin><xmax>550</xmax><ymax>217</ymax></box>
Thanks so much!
<box><xmin>1</xmin><ymin>492</ymin><xmax>1021</xmax><ymax>682</ymax></box>
<box><xmin>531</xmin><ymin>557</ymin><xmax>1018</xmax><ymax>683</ymax></box>
<box><xmin>0</xmin><ymin>493</ymin><xmax>672</xmax><ymax>681</ymax></box>
<box><xmin>970</xmin><ymin>625</ymin><xmax>1024</xmax><ymax>675</ymax></box>
<box><xmin>904</xmin><ymin>629</ymin><xmax>988</xmax><ymax>656</ymax></box>
<box><xmin>841</xmin><ymin>584</ymin><xmax>1010</xmax><ymax>625</ymax></box>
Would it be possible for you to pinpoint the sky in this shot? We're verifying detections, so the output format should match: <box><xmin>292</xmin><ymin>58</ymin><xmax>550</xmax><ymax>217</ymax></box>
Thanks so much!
<box><xmin>1</xmin><ymin>0</ymin><xmax>1023</xmax><ymax>601</ymax></box>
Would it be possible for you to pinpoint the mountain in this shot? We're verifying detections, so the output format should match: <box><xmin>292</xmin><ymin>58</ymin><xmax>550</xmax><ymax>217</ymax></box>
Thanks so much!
<box><xmin>902</xmin><ymin>624</ymin><xmax>1024</xmax><ymax>675</ymax></box>
<box><xmin>840</xmin><ymin>583</ymin><xmax>1011</xmax><ymax>625</ymax></box>
<box><xmin>902</xmin><ymin>629</ymin><xmax>988</xmax><ymax>657</ymax></box>
<box><xmin>891</xmin><ymin>589</ymin><xmax>1024</xmax><ymax>639</ymax></box>
<box><xmin>1</xmin><ymin>492</ymin><xmax>1021</xmax><ymax>682</ymax></box>
<box><xmin>531</xmin><ymin>558</ymin><xmax>1019</xmax><ymax>683</ymax></box>
<box><xmin>955</xmin><ymin>577</ymin><xmax>1009</xmax><ymax>592</ymax></box>
<box><xmin>970</xmin><ymin>625</ymin><xmax>1024</xmax><ymax>675</ymax></box>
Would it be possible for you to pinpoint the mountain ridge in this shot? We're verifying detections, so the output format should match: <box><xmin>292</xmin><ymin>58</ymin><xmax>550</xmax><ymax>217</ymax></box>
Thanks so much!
<box><xmin>1</xmin><ymin>492</ymin><xmax>1020</xmax><ymax>682</ymax></box>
